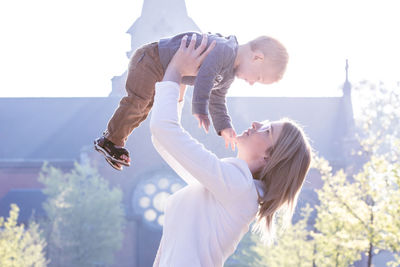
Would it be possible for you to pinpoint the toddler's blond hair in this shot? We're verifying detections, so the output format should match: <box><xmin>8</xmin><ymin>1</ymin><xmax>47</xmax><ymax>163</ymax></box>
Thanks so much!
<box><xmin>249</xmin><ymin>36</ymin><xmax>288</xmax><ymax>82</ymax></box>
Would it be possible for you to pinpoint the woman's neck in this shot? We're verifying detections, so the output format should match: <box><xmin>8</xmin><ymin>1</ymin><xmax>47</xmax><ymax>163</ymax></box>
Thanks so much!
<box><xmin>237</xmin><ymin>154</ymin><xmax>260</xmax><ymax>179</ymax></box>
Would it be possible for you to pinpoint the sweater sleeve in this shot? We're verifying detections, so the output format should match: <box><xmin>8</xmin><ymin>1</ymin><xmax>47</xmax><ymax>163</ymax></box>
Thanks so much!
<box><xmin>151</xmin><ymin>100</ymin><xmax>201</xmax><ymax>187</ymax></box>
<box><xmin>191</xmin><ymin>44</ymin><xmax>224</xmax><ymax>115</ymax></box>
<box><xmin>150</xmin><ymin>81</ymin><xmax>251</xmax><ymax>203</ymax></box>
<box><xmin>209</xmin><ymin>85</ymin><xmax>233</xmax><ymax>135</ymax></box>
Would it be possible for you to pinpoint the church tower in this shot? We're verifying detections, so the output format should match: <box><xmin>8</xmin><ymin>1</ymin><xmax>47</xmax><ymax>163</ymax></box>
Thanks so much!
<box><xmin>343</xmin><ymin>59</ymin><xmax>355</xmax><ymax>134</ymax></box>
<box><xmin>341</xmin><ymin>59</ymin><xmax>361</xmax><ymax>171</ymax></box>
<box><xmin>109</xmin><ymin>0</ymin><xmax>201</xmax><ymax>96</ymax></box>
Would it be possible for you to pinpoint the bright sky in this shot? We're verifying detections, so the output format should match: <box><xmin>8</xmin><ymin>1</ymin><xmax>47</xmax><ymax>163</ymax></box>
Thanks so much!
<box><xmin>0</xmin><ymin>0</ymin><xmax>399</xmax><ymax>97</ymax></box>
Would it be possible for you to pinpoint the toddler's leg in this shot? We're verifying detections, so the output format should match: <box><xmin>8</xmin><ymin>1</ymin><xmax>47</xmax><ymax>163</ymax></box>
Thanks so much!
<box><xmin>105</xmin><ymin>43</ymin><xmax>164</xmax><ymax>147</ymax></box>
<box><xmin>95</xmin><ymin>43</ymin><xmax>164</xmax><ymax>170</ymax></box>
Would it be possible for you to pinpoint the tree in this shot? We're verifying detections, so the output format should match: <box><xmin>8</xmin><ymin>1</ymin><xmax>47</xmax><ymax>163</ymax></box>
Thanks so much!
<box><xmin>312</xmin><ymin>155</ymin><xmax>400</xmax><ymax>267</ymax></box>
<box><xmin>0</xmin><ymin>204</ymin><xmax>48</xmax><ymax>267</ymax></box>
<box><xmin>312</xmin><ymin>157</ymin><xmax>366</xmax><ymax>267</ymax></box>
<box><xmin>261</xmin><ymin>205</ymin><xmax>315</xmax><ymax>267</ymax></box>
<box><xmin>353</xmin><ymin>80</ymin><xmax>400</xmax><ymax>266</ymax></box>
<box><xmin>380</xmin><ymin>157</ymin><xmax>400</xmax><ymax>267</ymax></box>
<box><xmin>227</xmin><ymin>154</ymin><xmax>400</xmax><ymax>267</ymax></box>
<box><xmin>39</xmin><ymin>162</ymin><xmax>125</xmax><ymax>267</ymax></box>
<box><xmin>352</xmin><ymin>80</ymin><xmax>400</xmax><ymax>161</ymax></box>
<box><xmin>225</xmin><ymin>231</ymin><xmax>264</xmax><ymax>267</ymax></box>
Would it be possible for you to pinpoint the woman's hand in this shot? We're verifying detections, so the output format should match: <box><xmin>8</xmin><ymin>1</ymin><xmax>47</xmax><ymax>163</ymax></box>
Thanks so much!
<box><xmin>163</xmin><ymin>33</ymin><xmax>216</xmax><ymax>84</ymax></box>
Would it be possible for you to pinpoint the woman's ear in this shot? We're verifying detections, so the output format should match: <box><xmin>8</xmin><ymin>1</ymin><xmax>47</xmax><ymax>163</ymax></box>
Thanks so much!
<box><xmin>263</xmin><ymin>155</ymin><xmax>270</xmax><ymax>164</ymax></box>
<box><xmin>252</xmin><ymin>156</ymin><xmax>267</xmax><ymax>174</ymax></box>
<box><xmin>255</xmin><ymin>156</ymin><xmax>268</xmax><ymax>170</ymax></box>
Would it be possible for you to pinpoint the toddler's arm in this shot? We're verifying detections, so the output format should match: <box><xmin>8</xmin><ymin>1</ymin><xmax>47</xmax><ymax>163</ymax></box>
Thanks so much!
<box><xmin>209</xmin><ymin>86</ymin><xmax>237</xmax><ymax>150</ymax></box>
<box><xmin>209</xmin><ymin>86</ymin><xmax>233</xmax><ymax>134</ymax></box>
<box><xmin>191</xmin><ymin>44</ymin><xmax>225</xmax><ymax>116</ymax></box>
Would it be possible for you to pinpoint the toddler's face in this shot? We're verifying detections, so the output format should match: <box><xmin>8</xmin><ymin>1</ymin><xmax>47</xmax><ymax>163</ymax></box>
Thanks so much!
<box><xmin>234</xmin><ymin>55</ymin><xmax>276</xmax><ymax>86</ymax></box>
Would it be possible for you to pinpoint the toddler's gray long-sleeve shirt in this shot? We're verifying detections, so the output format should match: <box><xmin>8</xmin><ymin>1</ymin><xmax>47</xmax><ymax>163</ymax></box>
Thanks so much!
<box><xmin>158</xmin><ymin>32</ymin><xmax>238</xmax><ymax>134</ymax></box>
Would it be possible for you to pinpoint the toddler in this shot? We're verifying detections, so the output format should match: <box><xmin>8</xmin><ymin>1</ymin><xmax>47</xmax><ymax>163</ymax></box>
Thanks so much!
<box><xmin>94</xmin><ymin>32</ymin><xmax>288</xmax><ymax>170</ymax></box>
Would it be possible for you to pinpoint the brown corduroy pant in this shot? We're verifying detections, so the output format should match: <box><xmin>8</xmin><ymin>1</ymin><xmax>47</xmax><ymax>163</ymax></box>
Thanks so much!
<box><xmin>104</xmin><ymin>42</ymin><xmax>165</xmax><ymax>147</ymax></box>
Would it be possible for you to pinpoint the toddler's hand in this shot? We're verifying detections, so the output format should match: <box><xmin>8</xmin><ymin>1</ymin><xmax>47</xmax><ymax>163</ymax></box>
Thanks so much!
<box><xmin>194</xmin><ymin>113</ymin><xmax>210</xmax><ymax>133</ymax></box>
<box><xmin>221</xmin><ymin>128</ymin><xmax>237</xmax><ymax>151</ymax></box>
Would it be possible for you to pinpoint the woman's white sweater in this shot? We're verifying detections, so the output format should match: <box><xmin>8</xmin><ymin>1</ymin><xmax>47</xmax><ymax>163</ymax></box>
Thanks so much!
<box><xmin>150</xmin><ymin>81</ymin><xmax>263</xmax><ymax>267</ymax></box>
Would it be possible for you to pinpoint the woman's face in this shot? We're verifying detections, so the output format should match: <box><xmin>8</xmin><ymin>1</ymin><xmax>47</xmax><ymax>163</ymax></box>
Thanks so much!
<box><xmin>236</xmin><ymin>120</ymin><xmax>283</xmax><ymax>162</ymax></box>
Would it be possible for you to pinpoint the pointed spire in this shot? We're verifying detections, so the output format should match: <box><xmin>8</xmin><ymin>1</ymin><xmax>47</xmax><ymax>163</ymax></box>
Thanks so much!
<box><xmin>340</xmin><ymin>59</ymin><xmax>359</xmax><ymax>170</ymax></box>
<box><xmin>342</xmin><ymin>59</ymin><xmax>354</xmax><ymax>124</ymax></box>
<box><xmin>343</xmin><ymin>59</ymin><xmax>351</xmax><ymax>97</ymax></box>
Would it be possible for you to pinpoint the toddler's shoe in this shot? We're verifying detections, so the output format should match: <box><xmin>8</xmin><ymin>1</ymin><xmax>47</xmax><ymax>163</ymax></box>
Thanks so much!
<box><xmin>94</xmin><ymin>136</ymin><xmax>130</xmax><ymax>171</ymax></box>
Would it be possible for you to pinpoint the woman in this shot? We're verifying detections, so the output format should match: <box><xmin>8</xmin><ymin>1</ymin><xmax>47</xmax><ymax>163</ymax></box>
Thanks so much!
<box><xmin>150</xmin><ymin>34</ymin><xmax>312</xmax><ymax>267</ymax></box>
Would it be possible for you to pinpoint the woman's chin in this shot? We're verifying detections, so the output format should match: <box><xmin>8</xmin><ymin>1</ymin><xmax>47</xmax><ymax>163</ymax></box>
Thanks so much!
<box><xmin>237</xmin><ymin>132</ymin><xmax>248</xmax><ymax>139</ymax></box>
<box><xmin>235</xmin><ymin>135</ymin><xmax>245</xmax><ymax>145</ymax></box>
<box><xmin>235</xmin><ymin>134</ymin><xmax>243</xmax><ymax>140</ymax></box>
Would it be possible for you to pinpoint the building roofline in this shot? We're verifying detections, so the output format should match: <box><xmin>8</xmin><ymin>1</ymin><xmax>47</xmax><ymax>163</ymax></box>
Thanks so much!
<box><xmin>0</xmin><ymin>159</ymin><xmax>75</xmax><ymax>168</ymax></box>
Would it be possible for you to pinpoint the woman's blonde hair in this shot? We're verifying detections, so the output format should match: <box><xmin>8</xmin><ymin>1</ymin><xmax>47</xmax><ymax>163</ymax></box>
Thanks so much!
<box><xmin>249</xmin><ymin>36</ymin><xmax>289</xmax><ymax>82</ymax></box>
<box><xmin>253</xmin><ymin>118</ymin><xmax>312</xmax><ymax>244</ymax></box>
